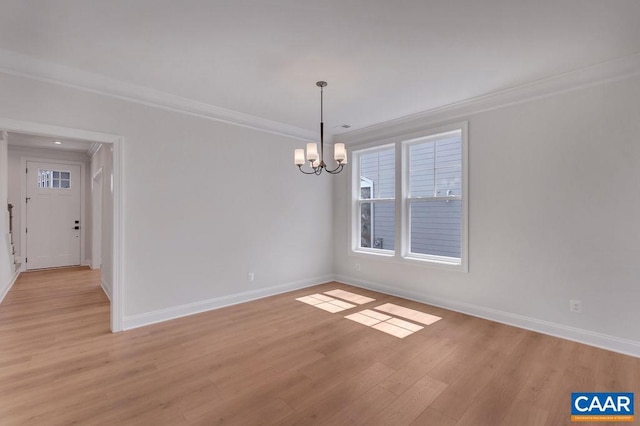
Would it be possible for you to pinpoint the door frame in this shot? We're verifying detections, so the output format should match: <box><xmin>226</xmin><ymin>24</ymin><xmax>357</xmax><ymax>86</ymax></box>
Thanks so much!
<box><xmin>22</xmin><ymin>158</ymin><xmax>86</xmax><ymax>270</ymax></box>
<box><xmin>0</xmin><ymin>117</ymin><xmax>124</xmax><ymax>332</ymax></box>
<box><xmin>91</xmin><ymin>167</ymin><xmax>103</xmax><ymax>270</ymax></box>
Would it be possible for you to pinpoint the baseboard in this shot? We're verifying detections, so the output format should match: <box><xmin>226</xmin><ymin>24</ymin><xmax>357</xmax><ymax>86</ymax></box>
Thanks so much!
<box><xmin>122</xmin><ymin>274</ymin><xmax>334</xmax><ymax>330</ymax></box>
<box><xmin>335</xmin><ymin>274</ymin><xmax>640</xmax><ymax>359</ymax></box>
<box><xmin>0</xmin><ymin>269</ymin><xmax>21</xmax><ymax>304</ymax></box>
<box><xmin>100</xmin><ymin>278</ymin><xmax>111</xmax><ymax>302</ymax></box>
<box><xmin>82</xmin><ymin>259</ymin><xmax>92</xmax><ymax>267</ymax></box>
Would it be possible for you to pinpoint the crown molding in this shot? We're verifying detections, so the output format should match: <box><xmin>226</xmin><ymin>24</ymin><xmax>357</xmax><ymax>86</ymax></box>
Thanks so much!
<box><xmin>0</xmin><ymin>49</ymin><xmax>317</xmax><ymax>142</ymax></box>
<box><xmin>338</xmin><ymin>53</ymin><xmax>640</xmax><ymax>146</ymax></box>
<box><xmin>88</xmin><ymin>142</ymin><xmax>101</xmax><ymax>158</ymax></box>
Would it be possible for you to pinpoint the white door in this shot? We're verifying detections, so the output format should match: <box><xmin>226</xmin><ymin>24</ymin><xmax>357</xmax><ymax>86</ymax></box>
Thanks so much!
<box><xmin>26</xmin><ymin>161</ymin><xmax>81</xmax><ymax>269</ymax></box>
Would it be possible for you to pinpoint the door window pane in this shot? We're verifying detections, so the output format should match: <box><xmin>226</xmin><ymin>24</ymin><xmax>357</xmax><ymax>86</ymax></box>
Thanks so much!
<box><xmin>38</xmin><ymin>169</ymin><xmax>72</xmax><ymax>189</ymax></box>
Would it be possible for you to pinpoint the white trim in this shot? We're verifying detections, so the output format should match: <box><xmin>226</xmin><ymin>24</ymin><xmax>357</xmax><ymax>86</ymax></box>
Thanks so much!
<box><xmin>0</xmin><ymin>49</ymin><xmax>317</xmax><ymax>143</ymax></box>
<box><xmin>91</xmin><ymin>168</ymin><xmax>103</xmax><ymax>270</ymax></box>
<box><xmin>92</xmin><ymin>167</ymin><xmax>103</xmax><ymax>182</ymax></box>
<box><xmin>122</xmin><ymin>274</ymin><xmax>334</xmax><ymax>330</ymax></box>
<box><xmin>0</xmin><ymin>117</ymin><xmax>123</xmax><ymax>333</ymax></box>
<box><xmin>338</xmin><ymin>53</ymin><xmax>640</xmax><ymax>146</ymax></box>
<box><xmin>335</xmin><ymin>274</ymin><xmax>640</xmax><ymax>359</ymax></box>
<box><xmin>0</xmin><ymin>269</ymin><xmax>20</xmax><ymax>304</ymax></box>
<box><xmin>100</xmin><ymin>278</ymin><xmax>111</xmax><ymax>302</ymax></box>
<box><xmin>111</xmin><ymin>138</ymin><xmax>123</xmax><ymax>332</ymax></box>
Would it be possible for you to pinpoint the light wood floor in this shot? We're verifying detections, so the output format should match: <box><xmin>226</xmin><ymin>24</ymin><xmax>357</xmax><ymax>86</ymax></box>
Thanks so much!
<box><xmin>1</xmin><ymin>268</ymin><xmax>638</xmax><ymax>425</ymax></box>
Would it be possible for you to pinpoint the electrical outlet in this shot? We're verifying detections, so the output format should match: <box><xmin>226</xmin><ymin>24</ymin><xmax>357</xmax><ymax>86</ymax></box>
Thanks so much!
<box><xmin>248</xmin><ymin>272</ymin><xmax>255</xmax><ymax>282</ymax></box>
<box><xmin>570</xmin><ymin>299</ymin><xmax>582</xmax><ymax>313</ymax></box>
<box><xmin>355</xmin><ymin>263</ymin><xmax>361</xmax><ymax>271</ymax></box>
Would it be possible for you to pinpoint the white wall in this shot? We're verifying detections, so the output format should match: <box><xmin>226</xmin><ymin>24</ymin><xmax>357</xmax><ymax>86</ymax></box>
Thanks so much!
<box><xmin>0</xmin><ymin>72</ymin><xmax>334</xmax><ymax>325</ymax></box>
<box><xmin>7</xmin><ymin>145</ymin><xmax>90</xmax><ymax>262</ymax></box>
<box><xmin>334</xmin><ymin>74</ymin><xmax>640</xmax><ymax>355</ymax></box>
<box><xmin>0</xmin><ymin>132</ymin><xmax>13</xmax><ymax>300</ymax></box>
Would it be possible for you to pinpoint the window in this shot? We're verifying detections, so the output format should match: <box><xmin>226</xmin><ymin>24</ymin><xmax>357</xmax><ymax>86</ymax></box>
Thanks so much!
<box><xmin>406</xmin><ymin>130</ymin><xmax>462</xmax><ymax>262</ymax></box>
<box><xmin>38</xmin><ymin>169</ymin><xmax>71</xmax><ymax>189</ymax></box>
<box><xmin>355</xmin><ymin>145</ymin><xmax>395</xmax><ymax>253</ymax></box>
<box><xmin>351</xmin><ymin>123</ymin><xmax>467</xmax><ymax>270</ymax></box>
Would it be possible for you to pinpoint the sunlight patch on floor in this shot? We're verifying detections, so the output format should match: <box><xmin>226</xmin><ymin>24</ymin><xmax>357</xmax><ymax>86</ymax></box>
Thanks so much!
<box><xmin>343</xmin><ymin>312</ymin><xmax>385</xmax><ymax>327</ymax></box>
<box><xmin>371</xmin><ymin>321</ymin><xmax>416</xmax><ymax>338</ymax></box>
<box><xmin>296</xmin><ymin>293</ymin><xmax>439</xmax><ymax>338</ymax></box>
<box><xmin>345</xmin><ymin>309</ymin><xmax>425</xmax><ymax>338</ymax></box>
<box><xmin>323</xmin><ymin>289</ymin><xmax>375</xmax><ymax>305</ymax></box>
<box><xmin>296</xmin><ymin>294</ymin><xmax>356</xmax><ymax>313</ymax></box>
<box><xmin>374</xmin><ymin>303</ymin><xmax>442</xmax><ymax>325</ymax></box>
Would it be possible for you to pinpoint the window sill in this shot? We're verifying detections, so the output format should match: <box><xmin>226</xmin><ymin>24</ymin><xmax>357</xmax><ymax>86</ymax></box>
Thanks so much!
<box><xmin>349</xmin><ymin>249</ymin><xmax>468</xmax><ymax>273</ymax></box>
<box><xmin>352</xmin><ymin>248</ymin><xmax>395</xmax><ymax>258</ymax></box>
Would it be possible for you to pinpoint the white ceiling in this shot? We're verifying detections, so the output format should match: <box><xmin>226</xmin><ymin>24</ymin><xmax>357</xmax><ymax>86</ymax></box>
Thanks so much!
<box><xmin>7</xmin><ymin>132</ymin><xmax>94</xmax><ymax>153</ymax></box>
<box><xmin>1</xmin><ymin>0</ymin><xmax>639</xmax><ymax>136</ymax></box>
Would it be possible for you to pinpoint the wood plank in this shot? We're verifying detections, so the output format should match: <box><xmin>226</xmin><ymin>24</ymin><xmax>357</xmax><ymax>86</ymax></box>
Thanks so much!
<box><xmin>320</xmin><ymin>385</ymin><xmax>397</xmax><ymax>426</ymax></box>
<box><xmin>276</xmin><ymin>362</ymin><xmax>396</xmax><ymax>425</ymax></box>
<box><xmin>410</xmin><ymin>407</ymin><xmax>457</xmax><ymax>426</ymax></box>
<box><xmin>369</xmin><ymin>374</ymin><xmax>448</xmax><ymax>425</ymax></box>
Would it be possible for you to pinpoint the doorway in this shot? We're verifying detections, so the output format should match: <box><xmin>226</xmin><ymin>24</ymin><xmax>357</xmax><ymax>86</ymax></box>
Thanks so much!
<box><xmin>0</xmin><ymin>118</ymin><xmax>123</xmax><ymax>332</ymax></box>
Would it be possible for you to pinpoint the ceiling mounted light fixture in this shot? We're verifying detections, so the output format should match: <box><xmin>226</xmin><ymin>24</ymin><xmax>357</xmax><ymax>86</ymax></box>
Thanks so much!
<box><xmin>294</xmin><ymin>81</ymin><xmax>347</xmax><ymax>175</ymax></box>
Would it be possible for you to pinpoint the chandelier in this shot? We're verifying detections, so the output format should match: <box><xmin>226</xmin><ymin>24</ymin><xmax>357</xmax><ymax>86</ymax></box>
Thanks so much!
<box><xmin>294</xmin><ymin>81</ymin><xmax>347</xmax><ymax>175</ymax></box>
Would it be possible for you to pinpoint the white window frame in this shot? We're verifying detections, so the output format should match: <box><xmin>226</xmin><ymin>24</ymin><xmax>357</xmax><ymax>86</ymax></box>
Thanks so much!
<box><xmin>349</xmin><ymin>121</ymin><xmax>468</xmax><ymax>272</ymax></box>
<box><xmin>352</xmin><ymin>143</ymin><xmax>396</xmax><ymax>257</ymax></box>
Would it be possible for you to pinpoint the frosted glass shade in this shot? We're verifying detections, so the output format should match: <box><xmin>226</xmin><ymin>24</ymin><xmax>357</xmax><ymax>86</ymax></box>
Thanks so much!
<box><xmin>294</xmin><ymin>149</ymin><xmax>305</xmax><ymax>165</ymax></box>
<box><xmin>306</xmin><ymin>143</ymin><xmax>319</xmax><ymax>162</ymax></box>
<box><xmin>334</xmin><ymin>143</ymin><xmax>346</xmax><ymax>162</ymax></box>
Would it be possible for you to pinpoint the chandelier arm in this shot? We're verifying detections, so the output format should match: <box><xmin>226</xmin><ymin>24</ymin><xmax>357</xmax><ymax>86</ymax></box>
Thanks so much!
<box><xmin>326</xmin><ymin>163</ymin><xmax>344</xmax><ymax>174</ymax></box>
<box><xmin>298</xmin><ymin>165</ymin><xmax>319</xmax><ymax>175</ymax></box>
